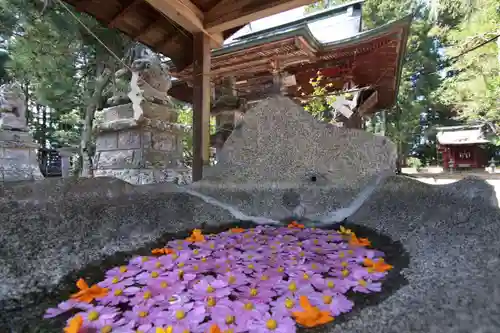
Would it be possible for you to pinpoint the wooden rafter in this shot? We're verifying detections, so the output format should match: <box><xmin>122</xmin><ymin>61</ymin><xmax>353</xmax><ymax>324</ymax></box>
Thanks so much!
<box><xmin>134</xmin><ymin>19</ymin><xmax>163</xmax><ymax>40</ymax></box>
<box><xmin>108</xmin><ymin>0</ymin><xmax>142</xmax><ymax>28</ymax></box>
<box><xmin>204</xmin><ymin>0</ymin><xmax>317</xmax><ymax>33</ymax></box>
<box><xmin>144</xmin><ymin>0</ymin><xmax>224</xmax><ymax>47</ymax></box>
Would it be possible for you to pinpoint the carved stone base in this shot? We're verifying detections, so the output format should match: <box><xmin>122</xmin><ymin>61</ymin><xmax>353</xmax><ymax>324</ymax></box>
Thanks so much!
<box><xmin>0</xmin><ymin>130</ymin><xmax>43</xmax><ymax>182</ymax></box>
<box><xmin>93</xmin><ymin>102</ymin><xmax>189</xmax><ymax>185</ymax></box>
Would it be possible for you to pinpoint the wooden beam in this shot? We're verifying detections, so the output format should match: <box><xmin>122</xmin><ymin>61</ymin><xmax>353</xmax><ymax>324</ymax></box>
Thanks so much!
<box><xmin>358</xmin><ymin>90</ymin><xmax>379</xmax><ymax>116</ymax></box>
<box><xmin>144</xmin><ymin>0</ymin><xmax>224</xmax><ymax>47</ymax></box>
<box><xmin>108</xmin><ymin>0</ymin><xmax>141</xmax><ymax>28</ymax></box>
<box><xmin>205</xmin><ymin>0</ymin><xmax>317</xmax><ymax>33</ymax></box>
<box><xmin>134</xmin><ymin>19</ymin><xmax>163</xmax><ymax>40</ymax></box>
<box><xmin>192</xmin><ymin>32</ymin><xmax>212</xmax><ymax>181</ymax></box>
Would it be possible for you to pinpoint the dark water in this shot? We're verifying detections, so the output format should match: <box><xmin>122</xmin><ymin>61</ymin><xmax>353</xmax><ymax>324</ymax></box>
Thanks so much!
<box><xmin>0</xmin><ymin>220</ymin><xmax>409</xmax><ymax>333</ymax></box>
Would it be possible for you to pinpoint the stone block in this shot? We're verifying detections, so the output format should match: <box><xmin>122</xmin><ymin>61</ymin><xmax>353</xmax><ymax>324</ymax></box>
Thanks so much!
<box><xmin>118</xmin><ymin>130</ymin><xmax>141</xmax><ymax>149</ymax></box>
<box><xmin>99</xmin><ymin>102</ymin><xmax>178</xmax><ymax>124</ymax></box>
<box><xmin>142</xmin><ymin>131</ymin><xmax>152</xmax><ymax>148</ymax></box>
<box><xmin>1</xmin><ymin>147</ymin><xmax>30</xmax><ymax>160</ymax></box>
<box><xmin>152</xmin><ymin>132</ymin><xmax>175</xmax><ymax>151</ymax></box>
<box><xmin>95</xmin><ymin>132</ymin><xmax>118</xmax><ymax>151</ymax></box>
<box><xmin>95</xmin><ymin>150</ymin><xmax>142</xmax><ymax>169</ymax></box>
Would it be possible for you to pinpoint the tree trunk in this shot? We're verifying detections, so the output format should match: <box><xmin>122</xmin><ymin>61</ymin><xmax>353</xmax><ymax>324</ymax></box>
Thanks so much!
<box><xmin>79</xmin><ymin>68</ymin><xmax>112</xmax><ymax>177</ymax></box>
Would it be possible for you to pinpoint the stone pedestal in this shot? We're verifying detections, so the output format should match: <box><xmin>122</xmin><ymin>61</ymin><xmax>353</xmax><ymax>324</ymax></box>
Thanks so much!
<box><xmin>0</xmin><ymin>130</ymin><xmax>43</xmax><ymax>182</ymax></box>
<box><xmin>58</xmin><ymin>147</ymin><xmax>78</xmax><ymax>178</ymax></box>
<box><xmin>93</xmin><ymin>101</ymin><xmax>188</xmax><ymax>184</ymax></box>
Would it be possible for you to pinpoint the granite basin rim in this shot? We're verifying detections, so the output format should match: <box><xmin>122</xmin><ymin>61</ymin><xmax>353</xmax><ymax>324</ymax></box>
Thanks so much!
<box><xmin>190</xmin><ymin>180</ymin><xmax>377</xmax><ymax>190</ymax></box>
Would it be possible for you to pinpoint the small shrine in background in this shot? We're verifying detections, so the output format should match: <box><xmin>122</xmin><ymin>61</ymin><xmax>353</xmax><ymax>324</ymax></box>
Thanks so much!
<box><xmin>436</xmin><ymin>124</ymin><xmax>494</xmax><ymax>170</ymax></box>
<box><xmin>169</xmin><ymin>1</ymin><xmax>411</xmax><ymax>151</ymax></box>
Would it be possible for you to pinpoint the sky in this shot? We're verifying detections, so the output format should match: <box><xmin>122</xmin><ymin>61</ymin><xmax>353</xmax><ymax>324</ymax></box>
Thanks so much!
<box><xmin>223</xmin><ymin>3</ymin><xmax>362</xmax><ymax>45</ymax></box>
<box><xmin>224</xmin><ymin>7</ymin><xmax>307</xmax><ymax>44</ymax></box>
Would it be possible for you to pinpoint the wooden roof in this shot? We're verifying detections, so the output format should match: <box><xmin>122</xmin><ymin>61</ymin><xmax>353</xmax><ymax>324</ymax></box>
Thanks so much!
<box><xmin>170</xmin><ymin>15</ymin><xmax>411</xmax><ymax>110</ymax></box>
<box><xmin>61</xmin><ymin>0</ymin><xmax>318</xmax><ymax>71</ymax></box>
<box><xmin>436</xmin><ymin>124</ymin><xmax>493</xmax><ymax>145</ymax></box>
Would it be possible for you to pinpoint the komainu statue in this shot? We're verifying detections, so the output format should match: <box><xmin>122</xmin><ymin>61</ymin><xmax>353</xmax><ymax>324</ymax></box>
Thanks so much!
<box><xmin>0</xmin><ymin>82</ymin><xmax>27</xmax><ymax>131</ymax></box>
<box><xmin>106</xmin><ymin>47</ymin><xmax>172</xmax><ymax>107</ymax></box>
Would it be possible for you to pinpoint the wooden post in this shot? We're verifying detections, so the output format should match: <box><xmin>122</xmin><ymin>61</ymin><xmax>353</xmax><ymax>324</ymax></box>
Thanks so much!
<box><xmin>192</xmin><ymin>32</ymin><xmax>211</xmax><ymax>181</ymax></box>
<box><xmin>343</xmin><ymin>113</ymin><xmax>363</xmax><ymax>129</ymax></box>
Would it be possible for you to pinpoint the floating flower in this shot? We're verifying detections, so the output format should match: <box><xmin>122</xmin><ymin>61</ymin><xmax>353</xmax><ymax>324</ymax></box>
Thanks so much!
<box><xmin>191</xmin><ymin>276</ymin><xmax>231</xmax><ymax>300</ymax></box>
<box><xmin>125</xmin><ymin>286</ymin><xmax>165</xmax><ymax>306</ymax></box>
<box><xmin>105</xmin><ymin>265</ymin><xmax>141</xmax><ymax>279</ymax></box>
<box><xmin>248</xmin><ymin>311</ymin><xmax>296</xmax><ymax>333</ymax></box>
<box><xmin>363</xmin><ymin>257</ymin><xmax>393</xmax><ymax>273</ymax></box>
<box><xmin>156</xmin><ymin>302</ymin><xmax>206</xmax><ymax>331</ymax></box>
<box><xmin>352</xmin><ymin>279</ymin><xmax>382</xmax><ymax>293</ymax></box>
<box><xmin>309</xmin><ymin>291</ymin><xmax>354</xmax><ymax>316</ymax></box>
<box><xmin>71</xmin><ymin>278</ymin><xmax>108</xmax><ymax>303</ymax></box>
<box><xmin>349</xmin><ymin>234</ymin><xmax>371</xmax><ymax>247</ymax></box>
<box><xmin>237</xmin><ymin>286</ymin><xmax>276</xmax><ymax>303</ymax></box>
<box><xmin>79</xmin><ymin>306</ymin><xmax>119</xmax><ymax>330</ymax></box>
<box><xmin>208</xmin><ymin>303</ymin><xmax>246</xmax><ymax>332</ymax></box>
<box><xmin>46</xmin><ymin>225</ymin><xmax>392</xmax><ymax>333</ymax></box>
<box><xmin>208</xmin><ymin>324</ymin><xmax>222</xmax><ymax>333</ymax></box>
<box><xmin>44</xmin><ymin>300</ymin><xmax>92</xmax><ymax>318</ymax></box>
<box><xmin>338</xmin><ymin>226</ymin><xmax>353</xmax><ymax>235</ymax></box>
<box><xmin>64</xmin><ymin>315</ymin><xmax>83</xmax><ymax>333</ymax></box>
<box><xmin>152</xmin><ymin>248</ymin><xmax>175</xmax><ymax>255</ymax></box>
<box><xmin>292</xmin><ymin>296</ymin><xmax>334</xmax><ymax>328</ymax></box>
<box><xmin>270</xmin><ymin>294</ymin><xmax>301</xmax><ymax>317</ymax></box>
<box><xmin>123</xmin><ymin>303</ymin><xmax>163</xmax><ymax>326</ymax></box>
<box><xmin>186</xmin><ymin>229</ymin><xmax>205</xmax><ymax>243</ymax></box>
<box><xmin>155</xmin><ymin>326</ymin><xmax>172</xmax><ymax>333</ymax></box>
<box><xmin>288</xmin><ymin>221</ymin><xmax>305</xmax><ymax>229</ymax></box>
<box><xmin>218</xmin><ymin>271</ymin><xmax>250</xmax><ymax>288</ymax></box>
<box><xmin>232</xmin><ymin>300</ymin><xmax>269</xmax><ymax>325</ymax></box>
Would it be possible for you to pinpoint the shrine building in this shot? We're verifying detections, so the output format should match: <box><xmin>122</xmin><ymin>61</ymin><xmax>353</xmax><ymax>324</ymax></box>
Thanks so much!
<box><xmin>168</xmin><ymin>1</ymin><xmax>411</xmax><ymax>149</ymax></box>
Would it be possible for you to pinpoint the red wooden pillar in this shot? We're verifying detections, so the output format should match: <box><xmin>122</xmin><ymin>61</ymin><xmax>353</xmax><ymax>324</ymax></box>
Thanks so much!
<box><xmin>192</xmin><ymin>32</ymin><xmax>212</xmax><ymax>181</ymax></box>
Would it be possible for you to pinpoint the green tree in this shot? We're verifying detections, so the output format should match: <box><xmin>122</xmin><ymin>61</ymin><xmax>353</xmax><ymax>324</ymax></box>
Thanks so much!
<box><xmin>436</xmin><ymin>0</ymin><xmax>499</xmax><ymax>124</ymax></box>
<box><xmin>2</xmin><ymin>0</ymin><xmax>129</xmax><ymax>175</ymax></box>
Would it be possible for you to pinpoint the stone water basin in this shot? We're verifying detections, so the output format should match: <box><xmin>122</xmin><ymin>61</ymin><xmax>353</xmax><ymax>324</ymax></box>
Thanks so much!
<box><xmin>1</xmin><ymin>175</ymin><xmax>500</xmax><ymax>333</ymax></box>
<box><xmin>2</xmin><ymin>217</ymin><xmax>408</xmax><ymax>333</ymax></box>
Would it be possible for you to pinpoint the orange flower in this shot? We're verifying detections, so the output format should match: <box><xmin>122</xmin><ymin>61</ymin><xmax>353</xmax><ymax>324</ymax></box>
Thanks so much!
<box><xmin>292</xmin><ymin>296</ymin><xmax>334</xmax><ymax>328</ymax></box>
<box><xmin>288</xmin><ymin>221</ymin><xmax>305</xmax><ymax>229</ymax></box>
<box><xmin>363</xmin><ymin>258</ymin><xmax>393</xmax><ymax>272</ymax></box>
<box><xmin>152</xmin><ymin>248</ymin><xmax>175</xmax><ymax>255</ymax></box>
<box><xmin>349</xmin><ymin>234</ymin><xmax>371</xmax><ymax>247</ymax></box>
<box><xmin>208</xmin><ymin>324</ymin><xmax>222</xmax><ymax>333</ymax></box>
<box><xmin>230</xmin><ymin>227</ymin><xmax>245</xmax><ymax>233</ymax></box>
<box><xmin>186</xmin><ymin>229</ymin><xmax>205</xmax><ymax>243</ymax></box>
<box><xmin>64</xmin><ymin>314</ymin><xmax>83</xmax><ymax>333</ymax></box>
<box><xmin>70</xmin><ymin>278</ymin><xmax>108</xmax><ymax>303</ymax></box>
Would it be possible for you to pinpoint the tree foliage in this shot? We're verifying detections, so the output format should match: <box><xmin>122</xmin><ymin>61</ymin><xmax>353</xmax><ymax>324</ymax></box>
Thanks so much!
<box><xmin>435</xmin><ymin>0</ymin><xmax>499</xmax><ymax>123</ymax></box>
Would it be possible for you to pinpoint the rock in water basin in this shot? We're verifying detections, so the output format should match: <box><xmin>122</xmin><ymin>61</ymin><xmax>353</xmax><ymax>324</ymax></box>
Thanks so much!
<box><xmin>190</xmin><ymin>96</ymin><xmax>397</xmax><ymax>222</ymax></box>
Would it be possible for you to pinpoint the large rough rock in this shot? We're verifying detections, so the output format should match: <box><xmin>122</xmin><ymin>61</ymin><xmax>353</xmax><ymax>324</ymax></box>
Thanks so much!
<box><xmin>315</xmin><ymin>176</ymin><xmax>500</xmax><ymax>333</ymax></box>
<box><xmin>190</xmin><ymin>96</ymin><xmax>396</xmax><ymax>221</ymax></box>
<box><xmin>0</xmin><ymin>178</ymin><xmax>233</xmax><ymax>317</ymax></box>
